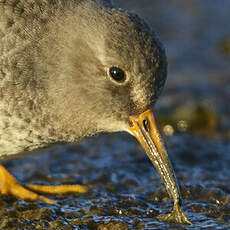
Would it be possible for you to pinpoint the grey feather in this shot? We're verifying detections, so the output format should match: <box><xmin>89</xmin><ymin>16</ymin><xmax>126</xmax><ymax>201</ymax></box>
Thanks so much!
<box><xmin>0</xmin><ymin>0</ymin><xmax>167</xmax><ymax>159</ymax></box>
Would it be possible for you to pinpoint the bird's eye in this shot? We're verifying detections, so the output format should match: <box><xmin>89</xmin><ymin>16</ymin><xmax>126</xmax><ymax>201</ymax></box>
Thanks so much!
<box><xmin>109</xmin><ymin>67</ymin><xmax>126</xmax><ymax>83</ymax></box>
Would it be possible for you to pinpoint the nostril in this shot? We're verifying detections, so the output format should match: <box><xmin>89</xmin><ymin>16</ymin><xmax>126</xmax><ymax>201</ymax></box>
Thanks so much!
<box><xmin>143</xmin><ymin>118</ymin><xmax>150</xmax><ymax>132</ymax></box>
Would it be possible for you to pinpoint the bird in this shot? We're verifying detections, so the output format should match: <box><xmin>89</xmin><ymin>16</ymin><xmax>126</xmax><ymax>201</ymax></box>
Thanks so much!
<box><xmin>0</xmin><ymin>0</ymin><xmax>191</xmax><ymax>224</ymax></box>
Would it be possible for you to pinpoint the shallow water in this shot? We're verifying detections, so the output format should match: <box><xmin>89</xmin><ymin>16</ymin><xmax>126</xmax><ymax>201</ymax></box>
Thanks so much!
<box><xmin>1</xmin><ymin>0</ymin><xmax>230</xmax><ymax>229</ymax></box>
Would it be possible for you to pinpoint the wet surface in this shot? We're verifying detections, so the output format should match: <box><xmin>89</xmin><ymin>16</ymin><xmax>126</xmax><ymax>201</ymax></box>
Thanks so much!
<box><xmin>1</xmin><ymin>0</ymin><xmax>230</xmax><ymax>229</ymax></box>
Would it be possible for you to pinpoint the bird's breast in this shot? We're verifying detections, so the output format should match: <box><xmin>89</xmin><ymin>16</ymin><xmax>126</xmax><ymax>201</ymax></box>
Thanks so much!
<box><xmin>0</xmin><ymin>104</ymin><xmax>52</xmax><ymax>160</ymax></box>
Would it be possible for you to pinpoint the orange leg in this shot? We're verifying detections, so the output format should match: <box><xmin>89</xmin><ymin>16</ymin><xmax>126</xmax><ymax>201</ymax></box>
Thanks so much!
<box><xmin>0</xmin><ymin>165</ymin><xmax>87</xmax><ymax>204</ymax></box>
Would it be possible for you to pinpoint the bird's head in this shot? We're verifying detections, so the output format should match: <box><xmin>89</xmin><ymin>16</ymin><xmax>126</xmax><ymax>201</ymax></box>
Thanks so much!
<box><xmin>46</xmin><ymin>1</ymin><xmax>167</xmax><ymax>139</ymax></box>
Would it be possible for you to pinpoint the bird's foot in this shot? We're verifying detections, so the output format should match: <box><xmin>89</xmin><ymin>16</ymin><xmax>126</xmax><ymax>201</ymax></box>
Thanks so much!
<box><xmin>0</xmin><ymin>165</ymin><xmax>87</xmax><ymax>204</ymax></box>
<box><xmin>157</xmin><ymin>202</ymin><xmax>192</xmax><ymax>224</ymax></box>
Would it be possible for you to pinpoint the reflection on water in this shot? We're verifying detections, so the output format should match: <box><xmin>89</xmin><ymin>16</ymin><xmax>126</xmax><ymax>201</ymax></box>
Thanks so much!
<box><xmin>1</xmin><ymin>0</ymin><xmax>230</xmax><ymax>229</ymax></box>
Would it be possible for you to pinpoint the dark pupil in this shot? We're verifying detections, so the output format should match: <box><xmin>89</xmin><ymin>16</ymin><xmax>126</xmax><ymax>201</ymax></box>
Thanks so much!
<box><xmin>109</xmin><ymin>67</ymin><xmax>125</xmax><ymax>82</ymax></box>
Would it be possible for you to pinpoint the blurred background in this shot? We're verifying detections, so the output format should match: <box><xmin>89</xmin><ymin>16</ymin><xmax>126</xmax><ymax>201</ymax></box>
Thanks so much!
<box><xmin>1</xmin><ymin>1</ymin><xmax>230</xmax><ymax>229</ymax></box>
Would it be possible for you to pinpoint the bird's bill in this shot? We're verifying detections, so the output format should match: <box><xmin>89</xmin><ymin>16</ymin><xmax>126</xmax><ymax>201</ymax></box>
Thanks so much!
<box><xmin>128</xmin><ymin>109</ymin><xmax>180</xmax><ymax>203</ymax></box>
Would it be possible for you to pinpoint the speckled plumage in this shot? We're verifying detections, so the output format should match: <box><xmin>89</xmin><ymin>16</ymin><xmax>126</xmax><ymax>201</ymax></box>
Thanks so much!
<box><xmin>0</xmin><ymin>0</ymin><xmax>167</xmax><ymax>159</ymax></box>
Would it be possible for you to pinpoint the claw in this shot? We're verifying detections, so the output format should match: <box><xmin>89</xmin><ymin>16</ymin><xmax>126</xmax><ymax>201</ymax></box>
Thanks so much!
<box><xmin>0</xmin><ymin>165</ymin><xmax>87</xmax><ymax>204</ymax></box>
